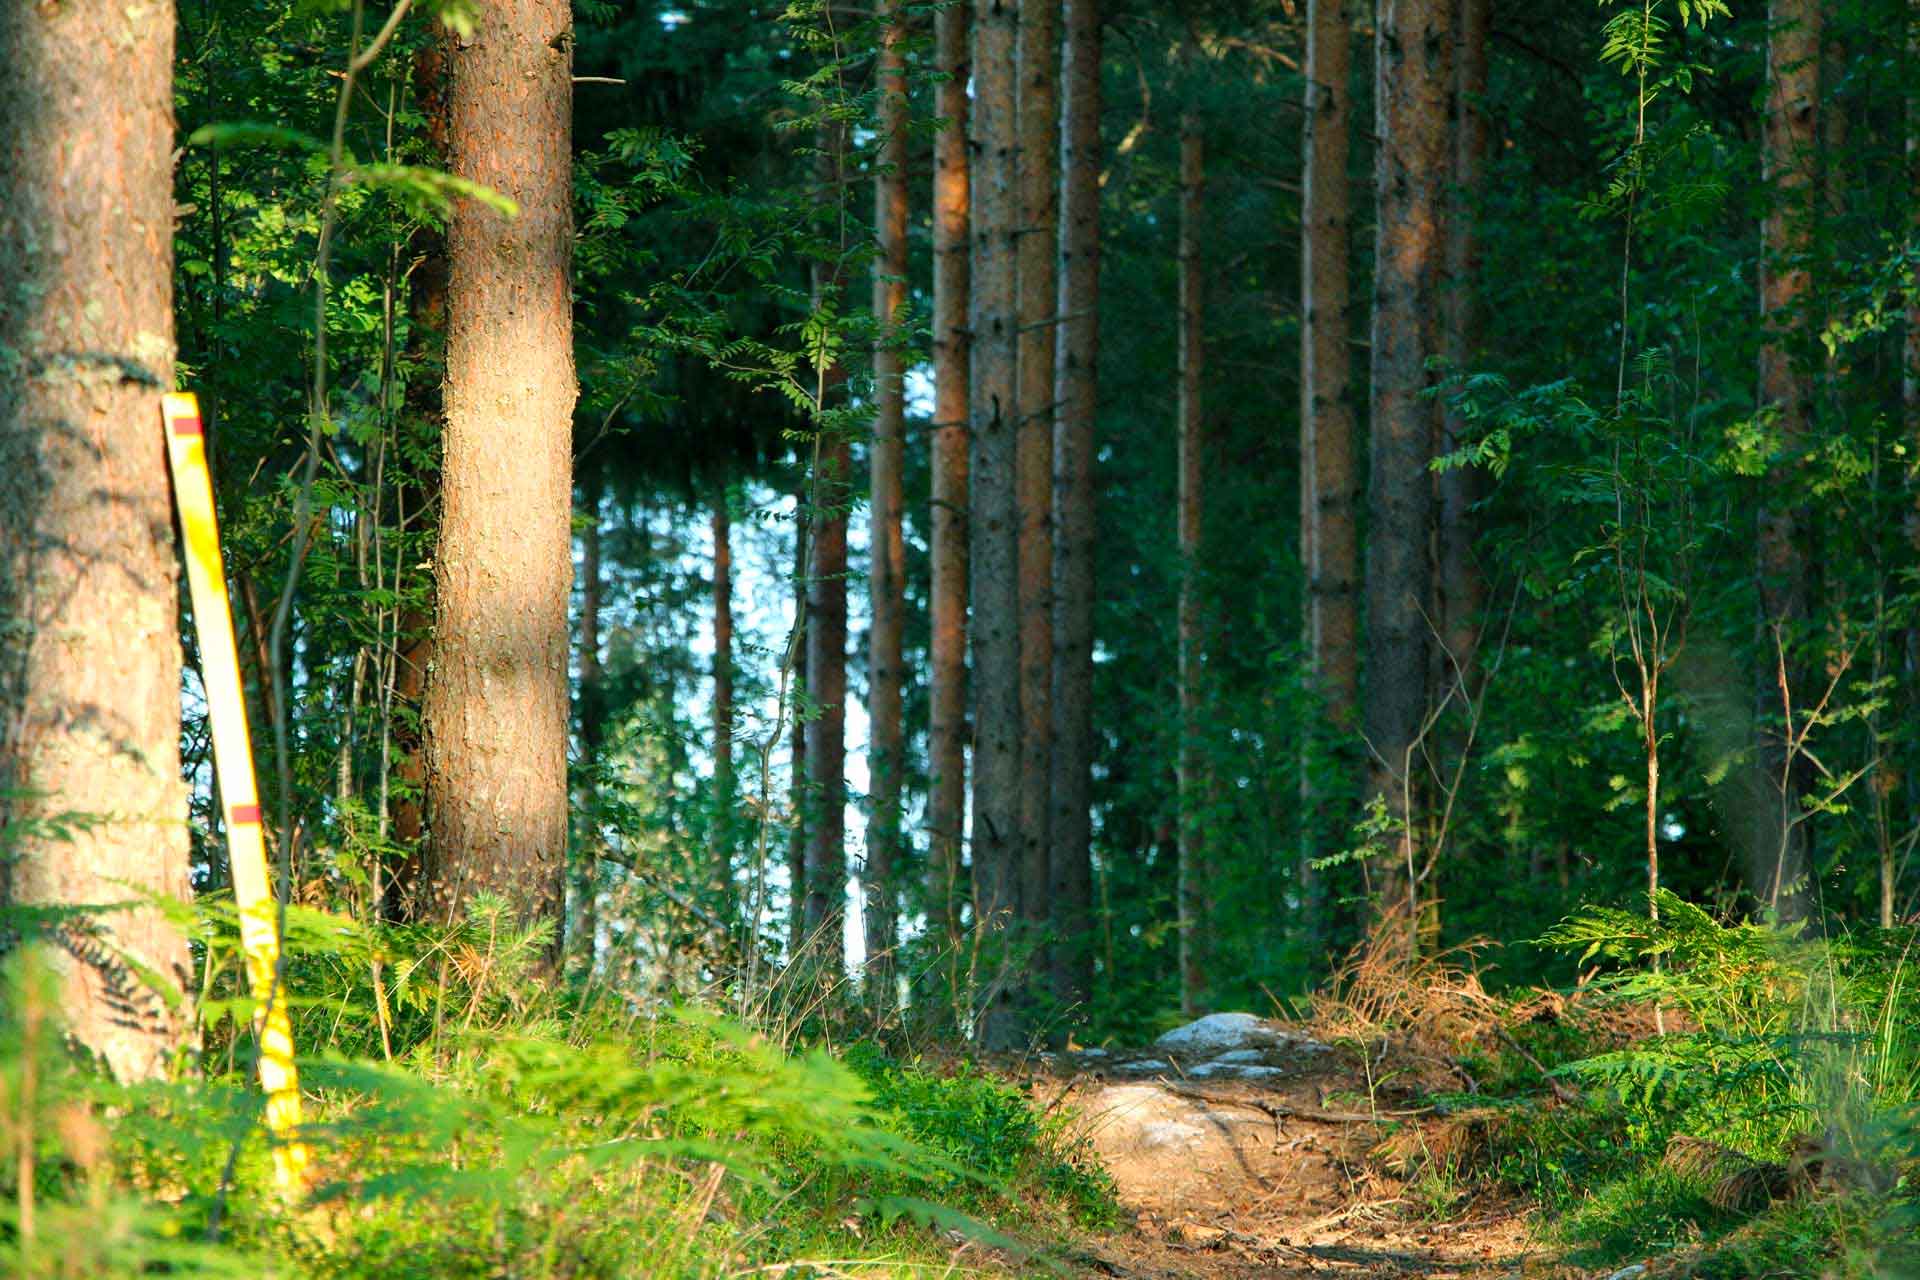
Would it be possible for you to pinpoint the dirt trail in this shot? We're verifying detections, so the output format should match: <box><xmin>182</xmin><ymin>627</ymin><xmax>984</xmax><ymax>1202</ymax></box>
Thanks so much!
<box><xmin>1021</xmin><ymin>1015</ymin><xmax>1545</xmax><ymax>1279</ymax></box>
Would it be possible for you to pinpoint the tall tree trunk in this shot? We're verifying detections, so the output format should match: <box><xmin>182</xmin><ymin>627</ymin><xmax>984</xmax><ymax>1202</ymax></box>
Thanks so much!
<box><xmin>929</xmin><ymin>0</ymin><xmax>973</xmax><ymax>1002</ymax></box>
<box><xmin>1366</xmin><ymin>0</ymin><xmax>1449</xmax><ymax>945</ymax></box>
<box><xmin>573</xmin><ymin>477</ymin><xmax>605</xmax><ymax>976</ymax></box>
<box><xmin>1437</xmin><ymin>0</ymin><xmax>1488</xmax><ymax>683</ymax></box>
<box><xmin>1905</xmin><ymin>20</ymin><xmax>1920</xmax><ymax>930</ymax></box>
<box><xmin>802</xmin><ymin>124</ymin><xmax>850</xmax><ymax>970</ymax></box>
<box><xmin>0</xmin><ymin>0</ymin><xmax>190</xmax><ymax>1081</ymax></box>
<box><xmin>1048</xmin><ymin>0</ymin><xmax>1102</xmax><ymax>1019</ymax></box>
<box><xmin>1176</xmin><ymin>110</ymin><xmax>1208</xmax><ymax>1018</ymax></box>
<box><xmin>1754</xmin><ymin>0</ymin><xmax>1819</xmax><ymax>919</ymax></box>
<box><xmin>423</xmin><ymin>0</ymin><xmax>576</xmax><ymax>941</ymax></box>
<box><xmin>1298</xmin><ymin>0</ymin><xmax>1357</xmax><ymax>966</ymax></box>
<box><xmin>713</xmin><ymin>494</ymin><xmax>735</xmax><ymax>846</ymax></box>
<box><xmin>866</xmin><ymin>0</ymin><xmax>909</xmax><ymax>1009</ymax></box>
<box><xmin>970</xmin><ymin>0</ymin><xmax>1024</xmax><ymax>1049</ymax></box>
<box><xmin>788</xmin><ymin>500</ymin><xmax>810</xmax><ymax>958</ymax></box>
<box><xmin>1016</xmin><ymin>0</ymin><xmax>1061</xmax><ymax>978</ymax></box>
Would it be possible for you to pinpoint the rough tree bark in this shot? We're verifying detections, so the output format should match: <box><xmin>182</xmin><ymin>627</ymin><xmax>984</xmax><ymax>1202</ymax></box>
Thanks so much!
<box><xmin>802</xmin><ymin>123</ymin><xmax>850</xmax><ymax>969</ymax></box>
<box><xmin>866</xmin><ymin>0</ymin><xmax>909</xmax><ymax>1006</ymax></box>
<box><xmin>1753</xmin><ymin>0</ymin><xmax>1819</xmax><ymax>919</ymax></box>
<box><xmin>1298</xmin><ymin>0</ymin><xmax>1357</xmax><ymax>963</ymax></box>
<box><xmin>0</xmin><ymin>0</ymin><xmax>192</xmax><ymax>1081</ymax></box>
<box><xmin>970</xmin><ymin>0</ymin><xmax>1024</xmax><ymax>1049</ymax></box>
<box><xmin>1365</xmin><ymin>0</ymin><xmax>1450</xmax><ymax>942</ymax></box>
<box><xmin>929</xmin><ymin>0</ymin><xmax>973</xmax><ymax>993</ymax></box>
<box><xmin>1048</xmin><ymin>0</ymin><xmax>1102</xmax><ymax>1016</ymax></box>
<box><xmin>1176</xmin><ymin>108</ymin><xmax>1208</xmax><ymax>1018</ymax></box>
<box><xmin>424</xmin><ymin>0</ymin><xmax>576</xmax><ymax>943</ymax></box>
<box><xmin>1016</xmin><ymin>0</ymin><xmax>1061</xmax><ymax>975</ymax></box>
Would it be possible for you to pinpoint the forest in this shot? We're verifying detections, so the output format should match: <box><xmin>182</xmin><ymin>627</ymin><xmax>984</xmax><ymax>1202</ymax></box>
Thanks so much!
<box><xmin>2</xmin><ymin>0</ymin><xmax>1919</xmax><ymax>1274</ymax></box>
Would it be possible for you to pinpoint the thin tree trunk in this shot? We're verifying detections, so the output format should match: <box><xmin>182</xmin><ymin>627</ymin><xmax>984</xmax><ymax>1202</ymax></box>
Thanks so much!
<box><xmin>424</xmin><ymin>0</ymin><xmax>576</xmax><ymax>942</ymax></box>
<box><xmin>385</xmin><ymin>48</ymin><xmax>449</xmax><ymax>914</ymax></box>
<box><xmin>1298</xmin><ymin>0</ymin><xmax>1357</xmax><ymax>967</ymax></box>
<box><xmin>1438</xmin><ymin>0</ymin><xmax>1488</xmax><ymax>683</ymax></box>
<box><xmin>1366</xmin><ymin>0</ymin><xmax>1449</xmax><ymax>945</ymax></box>
<box><xmin>866</xmin><ymin>0</ymin><xmax>909</xmax><ymax>1010</ymax></box>
<box><xmin>970</xmin><ymin>0</ymin><xmax>1024</xmax><ymax>1049</ymax></box>
<box><xmin>1754</xmin><ymin>0</ymin><xmax>1819</xmax><ymax>920</ymax></box>
<box><xmin>1016</xmin><ymin>0</ymin><xmax>1061</xmax><ymax>978</ymax></box>
<box><xmin>929</xmin><ymin>0</ymin><xmax>973</xmax><ymax>1005</ymax></box>
<box><xmin>788</xmin><ymin>500</ymin><xmax>810</xmax><ymax>958</ymax></box>
<box><xmin>1176</xmin><ymin>110</ymin><xmax>1208</xmax><ymax>1018</ymax></box>
<box><xmin>714</xmin><ymin>494</ymin><xmax>735</xmax><ymax>844</ymax></box>
<box><xmin>802</xmin><ymin>123</ymin><xmax>850</xmax><ymax>970</ymax></box>
<box><xmin>573</xmin><ymin>477</ymin><xmax>605</xmax><ymax>976</ymax></box>
<box><xmin>0</xmin><ymin>0</ymin><xmax>191</xmax><ymax>1081</ymax></box>
<box><xmin>1905</xmin><ymin>21</ymin><xmax>1920</xmax><ymax>928</ymax></box>
<box><xmin>1048</xmin><ymin>0</ymin><xmax>1102</xmax><ymax>1019</ymax></box>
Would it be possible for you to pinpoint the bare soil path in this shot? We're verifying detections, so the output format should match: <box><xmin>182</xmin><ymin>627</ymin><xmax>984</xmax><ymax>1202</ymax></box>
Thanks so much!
<box><xmin>1018</xmin><ymin>1015</ymin><xmax>1551</xmax><ymax>1280</ymax></box>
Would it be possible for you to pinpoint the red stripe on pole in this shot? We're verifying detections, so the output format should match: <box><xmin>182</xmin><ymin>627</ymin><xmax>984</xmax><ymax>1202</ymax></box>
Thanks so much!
<box><xmin>230</xmin><ymin>803</ymin><xmax>263</xmax><ymax>825</ymax></box>
<box><xmin>170</xmin><ymin>415</ymin><xmax>204</xmax><ymax>438</ymax></box>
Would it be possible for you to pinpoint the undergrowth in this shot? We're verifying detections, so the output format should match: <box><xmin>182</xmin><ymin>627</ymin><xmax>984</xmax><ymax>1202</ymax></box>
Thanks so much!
<box><xmin>0</xmin><ymin>895</ymin><xmax>1115</xmax><ymax>1278</ymax></box>
<box><xmin>1476</xmin><ymin>893</ymin><xmax>1920</xmax><ymax>1276</ymax></box>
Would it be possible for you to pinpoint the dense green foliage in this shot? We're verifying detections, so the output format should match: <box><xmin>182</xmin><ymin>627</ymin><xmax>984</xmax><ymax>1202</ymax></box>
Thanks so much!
<box><xmin>5</xmin><ymin>0</ymin><xmax>1920</xmax><ymax>1272</ymax></box>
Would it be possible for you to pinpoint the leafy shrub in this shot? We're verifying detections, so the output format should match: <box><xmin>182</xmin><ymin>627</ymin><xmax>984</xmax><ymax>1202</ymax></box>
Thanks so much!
<box><xmin>842</xmin><ymin>1042</ymin><xmax>1118</xmax><ymax>1229</ymax></box>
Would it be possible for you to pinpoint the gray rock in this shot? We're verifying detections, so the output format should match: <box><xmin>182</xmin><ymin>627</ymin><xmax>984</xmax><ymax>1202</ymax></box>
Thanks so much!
<box><xmin>1187</xmin><ymin>1061</ymin><xmax>1288</xmax><ymax>1081</ymax></box>
<box><xmin>1155</xmin><ymin>1012</ymin><xmax>1281</xmax><ymax>1055</ymax></box>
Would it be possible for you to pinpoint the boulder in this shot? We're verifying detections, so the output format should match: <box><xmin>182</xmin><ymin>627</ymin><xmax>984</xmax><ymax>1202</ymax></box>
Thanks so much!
<box><xmin>1071</xmin><ymin>1083</ymin><xmax>1273</xmax><ymax>1208</ymax></box>
<box><xmin>1153</xmin><ymin>1012</ymin><xmax>1332</xmax><ymax>1058</ymax></box>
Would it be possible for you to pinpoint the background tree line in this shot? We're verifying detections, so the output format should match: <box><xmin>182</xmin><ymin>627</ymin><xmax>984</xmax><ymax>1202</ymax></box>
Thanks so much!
<box><xmin>3</xmin><ymin>0</ymin><xmax>1918</xmax><ymax>1075</ymax></box>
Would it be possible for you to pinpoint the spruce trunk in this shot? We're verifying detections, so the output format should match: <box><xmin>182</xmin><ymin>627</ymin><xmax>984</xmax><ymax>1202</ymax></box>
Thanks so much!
<box><xmin>1299</xmin><ymin>0</ymin><xmax>1357</xmax><ymax>966</ymax></box>
<box><xmin>1365</xmin><ymin>0</ymin><xmax>1449</xmax><ymax>946</ymax></box>
<box><xmin>970</xmin><ymin>0</ymin><xmax>1024</xmax><ymax>1049</ymax></box>
<box><xmin>866</xmin><ymin>0</ymin><xmax>909</xmax><ymax>1007</ymax></box>
<box><xmin>1049</xmin><ymin>0</ymin><xmax>1103</xmax><ymax>1017</ymax></box>
<box><xmin>1176</xmin><ymin>113</ymin><xmax>1207</xmax><ymax>1017</ymax></box>
<box><xmin>1016</xmin><ymin>0</ymin><xmax>1061</xmax><ymax>977</ymax></box>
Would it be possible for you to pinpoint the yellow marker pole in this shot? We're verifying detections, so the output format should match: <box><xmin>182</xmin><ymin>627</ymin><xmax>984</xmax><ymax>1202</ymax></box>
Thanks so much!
<box><xmin>161</xmin><ymin>392</ymin><xmax>309</xmax><ymax>1194</ymax></box>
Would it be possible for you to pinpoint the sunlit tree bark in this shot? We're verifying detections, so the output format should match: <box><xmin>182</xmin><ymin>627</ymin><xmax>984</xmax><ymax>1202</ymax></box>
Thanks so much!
<box><xmin>0</xmin><ymin>0</ymin><xmax>191</xmax><ymax>1080</ymax></box>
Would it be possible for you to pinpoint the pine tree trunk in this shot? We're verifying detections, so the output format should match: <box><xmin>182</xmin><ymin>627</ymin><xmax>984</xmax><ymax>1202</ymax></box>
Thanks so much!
<box><xmin>1176</xmin><ymin>111</ymin><xmax>1208</xmax><ymax>1018</ymax></box>
<box><xmin>970</xmin><ymin>0</ymin><xmax>1024</xmax><ymax>1049</ymax></box>
<box><xmin>1754</xmin><ymin>0</ymin><xmax>1819</xmax><ymax>920</ymax></box>
<box><xmin>802</xmin><ymin>123</ymin><xmax>850</xmax><ymax>969</ymax></box>
<box><xmin>0</xmin><ymin>0</ymin><xmax>191</xmax><ymax>1081</ymax></box>
<box><xmin>865</xmin><ymin>0</ymin><xmax>909</xmax><ymax>1008</ymax></box>
<box><xmin>1016</xmin><ymin>0</ymin><xmax>1061</xmax><ymax>977</ymax></box>
<box><xmin>788</xmin><ymin>502</ymin><xmax>810</xmax><ymax>958</ymax></box>
<box><xmin>1298</xmin><ymin>0</ymin><xmax>1357</xmax><ymax>964</ymax></box>
<box><xmin>1437</xmin><ymin>0</ymin><xmax>1488</xmax><ymax>684</ymax></box>
<box><xmin>713</xmin><ymin>495</ymin><xmax>735</xmax><ymax>844</ymax></box>
<box><xmin>573</xmin><ymin>478</ymin><xmax>604</xmax><ymax>976</ymax></box>
<box><xmin>1366</xmin><ymin>0</ymin><xmax>1449</xmax><ymax>944</ymax></box>
<box><xmin>1048</xmin><ymin>0</ymin><xmax>1102</xmax><ymax>1018</ymax></box>
<box><xmin>929</xmin><ymin>0</ymin><xmax>973</xmax><ymax>1000</ymax></box>
<box><xmin>423</xmin><ymin>0</ymin><xmax>576</xmax><ymax>942</ymax></box>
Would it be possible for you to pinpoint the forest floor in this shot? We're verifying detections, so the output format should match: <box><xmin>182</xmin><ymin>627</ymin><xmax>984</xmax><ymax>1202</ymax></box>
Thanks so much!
<box><xmin>1005</xmin><ymin>1016</ymin><xmax>1559</xmax><ymax>1280</ymax></box>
